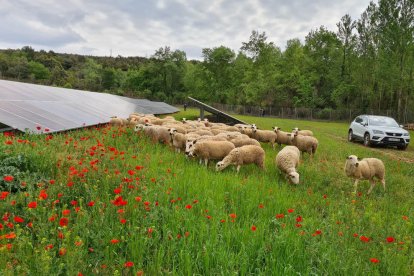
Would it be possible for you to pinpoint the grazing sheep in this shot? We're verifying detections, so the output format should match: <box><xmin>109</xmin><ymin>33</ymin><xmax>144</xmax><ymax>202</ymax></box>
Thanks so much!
<box><xmin>289</xmin><ymin>130</ymin><xmax>318</xmax><ymax>156</ymax></box>
<box><xmin>229</xmin><ymin>137</ymin><xmax>261</xmax><ymax>148</ymax></box>
<box><xmin>216</xmin><ymin>145</ymin><xmax>265</xmax><ymax>172</ymax></box>
<box><xmin>272</xmin><ymin>127</ymin><xmax>292</xmax><ymax>146</ymax></box>
<box><xmin>251</xmin><ymin>125</ymin><xmax>278</xmax><ymax>148</ymax></box>
<box><xmin>275</xmin><ymin>146</ymin><xmax>301</xmax><ymax>184</ymax></box>
<box><xmin>169</xmin><ymin>128</ymin><xmax>187</xmax><ymax>153</ymax></box>
<box><xmin>109</xmin><ymin>116</ymin><xmax>125</xmax><ymax>126</ymax></box>
<box><xmin>185</xmin><ymin>135</ymin><xmax>227</xmax><ymax>154</ymax></box>
<box><xmin>216</xmin><ymin>132</ymin><xmax>248</xmax><ymax>141</ymax></box>
<box><xmin>135</xmin><ymin>124</ymin><xmax>171</xmax><ymax>145</ymax></box>
<box><xmin>240</xmin><ymin>126</ymin><xmax>254</xmax><ymax>138</ymax></box>
<box><xmin>187</xmin><ymin>140</ymin><xmax>235</xmax><ymax>166</ymax></box>
<box><xmin>293</xmin><ymin>127</ymin><xmax>314</xmax><ymax>136</ymax></box>
<box><xmin>344</xmin><ymin>155</ymin><xmax>386</xmax><ymax>194</ymax></box>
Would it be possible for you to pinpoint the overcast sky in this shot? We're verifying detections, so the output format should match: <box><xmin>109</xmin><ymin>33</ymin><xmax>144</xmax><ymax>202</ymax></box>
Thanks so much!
<box><xmin>0</xmin><ymin>0</ymin><xmax>373</xmax><ymax>60</ymax></box>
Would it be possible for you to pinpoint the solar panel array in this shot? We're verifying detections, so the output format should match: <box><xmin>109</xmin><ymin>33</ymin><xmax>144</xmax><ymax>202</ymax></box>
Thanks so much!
<box><xmin>0</xmin><ymin>80</ymin><xmax>179</xmax><ymax>133</ymax></box>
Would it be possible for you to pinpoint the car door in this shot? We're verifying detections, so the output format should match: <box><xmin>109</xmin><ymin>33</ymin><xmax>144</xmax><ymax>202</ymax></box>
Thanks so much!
<box><xmin>353</xmin><ymin>116</ymin><xmax>365</xmax><ymax>138</ymax></box>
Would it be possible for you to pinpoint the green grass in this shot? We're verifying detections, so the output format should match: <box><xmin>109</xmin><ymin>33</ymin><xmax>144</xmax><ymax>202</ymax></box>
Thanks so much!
<box><xmin>0</xmin><ymin>109</ymin><xmax>413</xmax><ymax>275</ymax></box>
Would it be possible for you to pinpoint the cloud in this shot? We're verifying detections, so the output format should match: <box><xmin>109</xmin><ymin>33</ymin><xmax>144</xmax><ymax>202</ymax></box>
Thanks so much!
<box><xmin>0</xmin><ymin>0</ymin><xmax>372</xmax><ymax>59</ymax></box>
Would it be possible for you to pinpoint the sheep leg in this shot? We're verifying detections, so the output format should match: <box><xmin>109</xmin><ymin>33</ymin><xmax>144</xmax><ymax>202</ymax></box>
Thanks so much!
<box><xmin>204</xmin><ymin>159</ymin><xmax>209</xmax><ymax>166</ymax></box>
<box><xmin>353</xmin><ymin>179</ymin><xmax>359</xmax><ymax>194</ymax></box>
<box><xmin>199</xmin><ymin>159</ymin><xmax>202</xmax><ymax>165</ymax></box>
<box><xmin>381</xmin><ymin>179</ymin><xmax>386</xmax><ymax>191</ymax></box>
<box><xmin>236</xmin><ymin>165</ymin><xmax>241</xmax><ymax>173</ymax></box>
<box><xmin>367</xmin><ymin>179</ymin><xmax>376</xmax><ymax>195</ymax></box>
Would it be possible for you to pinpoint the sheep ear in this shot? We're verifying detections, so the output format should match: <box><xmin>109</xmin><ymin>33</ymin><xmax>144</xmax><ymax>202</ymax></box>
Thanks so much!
<box><xmin>357</xmin><ymin>157</ymin><xmax>362</xmax><ymax>161</ymax></box>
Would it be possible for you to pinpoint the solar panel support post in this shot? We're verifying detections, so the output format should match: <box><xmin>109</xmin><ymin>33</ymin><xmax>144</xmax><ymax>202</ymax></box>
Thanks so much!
<box><xmin>200</xmin><ymin>108</ymin><xmax>205</xmax><ymax>120</ymax></box>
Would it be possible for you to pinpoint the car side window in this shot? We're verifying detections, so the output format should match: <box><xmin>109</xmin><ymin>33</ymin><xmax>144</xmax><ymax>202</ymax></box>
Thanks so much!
<box><xmin>355</xmin><ymin>117</ymin><xmax>363</xmax><ymax>124</ymax></box>
<box><xmin>361</xmin><ymin>116</ymin><xmax>367</xmax><ymax>125</ymax></box>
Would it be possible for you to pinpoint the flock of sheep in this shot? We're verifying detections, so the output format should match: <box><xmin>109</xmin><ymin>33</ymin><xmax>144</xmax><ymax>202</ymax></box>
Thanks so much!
<box><xmin>110</xmin><ymin>114</ymin><xmax>386</xmax><ymax>195</ymax></box>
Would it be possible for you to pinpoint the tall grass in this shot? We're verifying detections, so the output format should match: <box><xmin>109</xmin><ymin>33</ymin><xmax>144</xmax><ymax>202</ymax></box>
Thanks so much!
<box><xmin>0</xmin><ymin>110</ymin><xmax>413</xmax><ymax>275</ymax></box>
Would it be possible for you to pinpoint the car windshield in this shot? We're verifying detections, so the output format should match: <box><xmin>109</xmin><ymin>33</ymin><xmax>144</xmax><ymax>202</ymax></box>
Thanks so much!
<box><xmin>368</xmin><ymin>116</ymin><xmax>399</xmax><ymax>127</ymax></box>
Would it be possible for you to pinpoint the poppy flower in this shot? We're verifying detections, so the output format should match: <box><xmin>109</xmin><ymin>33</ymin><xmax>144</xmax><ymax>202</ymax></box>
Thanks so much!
<box><xmin>386</xmin><ymin>236</ymin><xmax>395</xmax><ymax>243</ymax></box>
<box><xmin>360</xmin><ymin>236</ymin><xmax>370</xmax><ymax>243</ymax></box>
<box><xmin>229</xmin><ymin>213</ymin><xmax>237</xmax><ymax>219</ymax></box>
<box><xmin>3</xmin><ymin>175</ymin><xmax>14</xmax><ymax>182</ymax></box>
<box><xmin>124</xmin><ymin>261</ymin><xmax>134</xmax><ymax>267</ymax></box>
<box><xmin>13</xmin><ymin>216</ymin><xmax>24</xmax><ymax>223</ymax></box>
<box><xmin>59</xmin><ymin>217</ymin><xmax>69</xmax><ymax>227</ymax></box>
<box><xmin>28</xmin><ymin>202</ymin><xmax>37</xmax><ymax>209</ymax></box>
<box><xmin>251</xmin><ymin>225</ymin><xmax>257</xmax><ymax>231</ymax></box>
<box><xmin>276</xmin><ymin>214</ymin><xmax>285</xmax><ymax>219</ymax></box>
<box><xmin>185</xmin><ymin>204</ymin><xmax>192</xmax><ymax>209</ymax></box>
<box><xmin>111</xmin><ymin>239</ymin><xmax>120</xmax><ymax>244</ymax></box>
<box><xmin>87</xmin><ymin>201</ymin><xmax>95</xmax><ymax>207</ymax></box>
<box><xmin>370</xmin><ymin>258</ymin><xmax>380</xmax><ymax>263</ymax></box>
<box><xmin>296</xmin><ymin>216</ymin><xmax>303</xmax><ymax>222</ymax></box>
<box><xmin>287</xmin><ymin>209</ymin><xmax>294</xmax><ymax>213</ymax></box>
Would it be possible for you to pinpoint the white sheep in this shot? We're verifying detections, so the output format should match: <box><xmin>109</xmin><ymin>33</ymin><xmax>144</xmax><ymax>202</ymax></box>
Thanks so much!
<box><xmin>216</xmin><ymin>145</ymin><xmax>265</xmax><ymax>172</ymax></box>
<box><xmin>272</xmin><ymin>127</ymin><xmax>292</xmax><ymax>146</ymax></box>
<box><xmin>168</xmin><ymin>128</ymin><xmax>187</xmax><ymax>153</ymax></box>
<box><xmin>109</xmin><ymin>116</ymin><xmax>125</xmax><ymax>126</ymax></box>
<box><xmin>187</xmin><ymin>140</ymin><xmax>235</xmax><ymax>166</ymax></box>
<box><xmin>344</xmin><ymin>155</ymin><xmax>386</xmax><ymax>194</ymax></box>
<box><xmin>289</xmin><ymin>130</ymin><xmax>318</xmax><ymax>157</ymax></box>
<box><xmin>229</xmin><ymin>137</ymin><xmax>261</xmax><ymax>148</ymax></box>
<box><xmin>185</xmin><ymin>135</ymin><xmax>227</xmax><ymax>154</ymax></box>
<box><xmin>293</xmin><ymin>127</ymin><xmax>313</xmax><ymax>136</ymax></box>
<box><xmin>251</xmin><ymin>125</ymin><xmax>278</xmax><ymax>148</ymax></box>
<box><xmin>135</xmin><ymin>124</ymin><xmax>171</xmax><ymax>146</ymax></box>
<box><xmin>275</xmin><ymin>146</ymin><xmax>301</xmax><ymax>184</ymax></box>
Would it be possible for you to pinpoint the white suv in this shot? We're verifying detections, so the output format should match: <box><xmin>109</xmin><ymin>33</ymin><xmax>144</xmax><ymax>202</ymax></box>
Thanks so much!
<box><xmin>348</xmin><ymin>115</ymin><xmax>410</xmax><ymax>150</ymax></box>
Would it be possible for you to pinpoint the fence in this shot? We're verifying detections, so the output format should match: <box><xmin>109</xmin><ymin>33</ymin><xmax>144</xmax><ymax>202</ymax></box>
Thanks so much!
<box><xmin>208</xmin><ymin>103</ymin><xmax>414</xmax><ymax>124</ymax></box>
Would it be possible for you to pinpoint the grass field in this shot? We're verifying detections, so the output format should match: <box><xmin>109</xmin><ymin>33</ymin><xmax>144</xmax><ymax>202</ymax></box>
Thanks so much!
<box><xmin>1</xmin><ymin>108</ymin><xmax>413</xmax><ymax>275</ymax></box>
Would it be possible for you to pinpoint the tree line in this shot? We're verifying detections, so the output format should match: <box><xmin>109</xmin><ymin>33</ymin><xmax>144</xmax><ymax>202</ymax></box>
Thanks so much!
<box><xmin>0</xmin><ymin>0</ymin><xmax>413</xmax><ymax>120</ymax></box>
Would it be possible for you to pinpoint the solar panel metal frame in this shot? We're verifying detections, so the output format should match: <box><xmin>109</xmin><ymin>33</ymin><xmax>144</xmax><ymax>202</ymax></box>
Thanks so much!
<box><xmin>0</xmin><ymin>80</ymin><xmax>179</xmax><ymax>133</ymax></box>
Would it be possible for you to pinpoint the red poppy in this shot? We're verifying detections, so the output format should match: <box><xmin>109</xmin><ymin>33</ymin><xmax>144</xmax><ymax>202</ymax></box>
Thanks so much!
<box><xmin>0</xmin><ymin>191</ymin><xmax>9</xmax><ymax>200</ymax></box>
<box><xmin>3</xmin><ymin>175</ymin><xmax>14</xmax><ymax>182</ymax></box>
<box><xmin>59</xmin><ymin>217</ymin><xmax>69</xmax><ymax>227</ymax></box>
<box><xmin>124</xmin><ymin>261</ymin><xmax>134</xmax><ymax>267</ymax></box>
<box><xmin>258</xmin><ymin>204</ymin><xmax>264</xmax><ymax>209</ymax></box>
<box><xmin>386</xmin><ymin>236</ymin><xmax>395</xmax><ymax>243</ymax></box>
<box><xmin>287</xmin><ymin>209</ymin><xmax>294</xmax><ymax>213</ymax></box>
<box><xmin>312</xmin><ymin>230</ymin><xmax>322</xmax><ymax>236</ymax></box>
<box><xmin>185</xmin><ymin>204</ymin><xmax>192</xmax><ymax>209</ymax></box>
<box><xmin>110</xmin><ymin>239</ymin><xmax>120</xmax><ymax>244</ymax></box>
<box><xmin>296</xmin><ymin>216</ymin><xmax>303</xmax><ymax>222</ymax></box>
<box><xmin>251</xmin><ymin>225</ymin><xmax>257</xmax><ymax>231</ymax></box>
<box><xmin>87</xmin><ymin>201</ymin><xmax>95</xmax><ymax>207</ymax></box>
<box><xmin>62</xmin><ymin>209</ymin><xmax>70</xmax><ymax>216</ymax></box>
<box><xmin>360</xmin><ymin>236</ymin><xmax>370</xmax><ymax>243</ymax></box>
<box><xmin>276</xmin><ymin>214</ymin><xmax>285</xmax><ymax>219</ymax></box>
<box><xmin>229</xmin><ymin>213</ymin><xmax>237</xmax><ymax>219</ymax></box>
<box><xmin>13</xmin><ymin>216</ymin><xmax>24</xmax><ymax>223</ymax></box>
<box><xmin>370</xmin><ymin>258</ymin><xmax>380</xmax><ymax>263</ymax></box>
<box><xmin>120</xmin><ymin>218</ymin><xmax>127</xmax><ymax>224</ymax></box>
<box><xmin>28</xmin><ymin>202</ymin><xmax>37</xmax><ymax>209</ymax></box>
<box><xmin>59</xmin><ymin>248</ymin><xmax>67</xmax><ymax>256</ymax></box>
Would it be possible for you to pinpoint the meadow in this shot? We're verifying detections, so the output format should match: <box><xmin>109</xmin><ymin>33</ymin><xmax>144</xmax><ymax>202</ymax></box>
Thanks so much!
<box><xmin>1</xmin><ymin>108</ymin><xmax>413</xmax><ymax>275</ymax></box>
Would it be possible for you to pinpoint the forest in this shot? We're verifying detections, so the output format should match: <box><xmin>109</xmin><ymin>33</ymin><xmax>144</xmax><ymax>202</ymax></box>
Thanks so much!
<box><xmin>0</xmin><ymin>0</ymin><xmax>413</xmax><ymax>120</ymax></box>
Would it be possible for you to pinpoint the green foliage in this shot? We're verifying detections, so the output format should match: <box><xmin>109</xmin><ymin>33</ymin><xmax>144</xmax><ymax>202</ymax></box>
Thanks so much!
<box><xmin>0</xmin><ymin>0</ymin><xmax>413</xmax><ymax>116</ymax></box>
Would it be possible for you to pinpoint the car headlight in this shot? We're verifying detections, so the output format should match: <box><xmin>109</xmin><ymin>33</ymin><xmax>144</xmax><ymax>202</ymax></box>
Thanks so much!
<box><xmin>403</xmin><ymin>132</ymin><xmax>410</xmax><ymax>137</ymax></box>
<box><xmin>372</xmin><ymin>130</ymin><xmax>384</xmax><ymax>134</ymax></box>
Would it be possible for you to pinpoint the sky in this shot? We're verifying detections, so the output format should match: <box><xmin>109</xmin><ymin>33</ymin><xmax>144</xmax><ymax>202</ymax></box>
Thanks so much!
<box><xmin>0</xmin><ymin>0</ymin><xmax>373</xmax><ymax>60</ymax></box>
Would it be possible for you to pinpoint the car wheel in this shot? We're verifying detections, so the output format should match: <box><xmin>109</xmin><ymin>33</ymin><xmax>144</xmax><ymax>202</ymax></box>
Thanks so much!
<box><xmin>348</xmin><ymin>130</ymin><xmax>354</xmax><ymax>142</ymax></box>
<box><xmin>397</xmin><ymin>144</ymin><xmax>408</xmax><ymax>150</ymax></box>
<box><xmin>363</xmin><ymin>133</ymin><xmax>371</xmax><ymax>147</ymax></box>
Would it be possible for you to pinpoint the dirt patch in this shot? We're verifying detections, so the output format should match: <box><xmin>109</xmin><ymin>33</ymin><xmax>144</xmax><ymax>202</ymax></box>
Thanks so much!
<box><xmin>327</xmin><ymin>133</ymin><xmax>414</xmax><ymax>164</ymax></box>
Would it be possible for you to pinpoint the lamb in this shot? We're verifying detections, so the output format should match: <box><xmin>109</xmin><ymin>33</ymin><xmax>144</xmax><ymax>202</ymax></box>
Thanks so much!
<box><xmin>216</xmin><ymin>145</ymin><xmax>265</xmax><ymax>172</ymax></box>
<box><xmin>344</xmin><ymin>155</ymin><xmax>386</xmax><ymax>194</ymax></box>
<box><xmin>187</xmin><ymin>140</ymin><xmax>235</xmax><ymax>166</ymax></box>
<box><xmin>275</xmin><ymin>146</ymin><xmax>301</xmax><ymax>184</ymax></box>
<box><xmin>229</xmin><ymin>137</ymin><xmax>261</xmax><ymax>148</ymax></box>
<box><xmin>251</xmin><ymin>125</ymin><xmax>278</xmax><ymax>148</ymax></box>
<box><xmin>289</xmin><ymin>130</ymin><xmax>318</xmax><ymax>156</ymax></box>
<box><xmin>293</xmin><ymin>127</ymin><xmax>313</xmax><ymax>136</ymax></box>
<box><xmin>272</xmin><ymin>127</ymin><xmax>292</xmax><ymax>146</ymax></box>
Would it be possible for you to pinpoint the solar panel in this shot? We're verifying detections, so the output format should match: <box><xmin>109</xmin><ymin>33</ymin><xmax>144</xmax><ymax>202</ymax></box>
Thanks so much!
<box><xmin>0</xmin><ymin>80</ymin><xmax>179</xmax><ymax>133</ymax></box>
